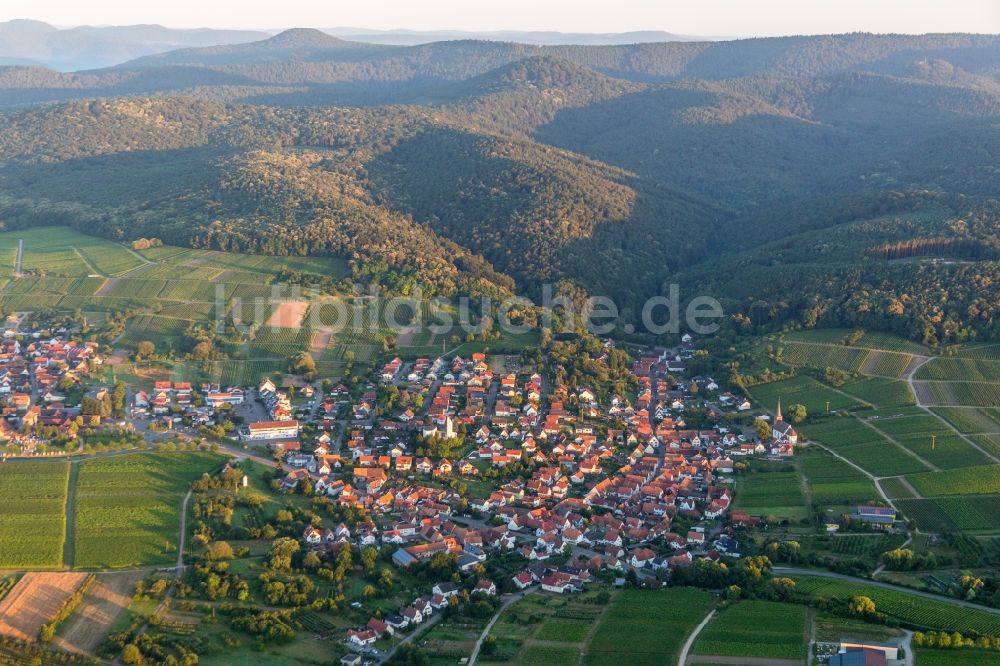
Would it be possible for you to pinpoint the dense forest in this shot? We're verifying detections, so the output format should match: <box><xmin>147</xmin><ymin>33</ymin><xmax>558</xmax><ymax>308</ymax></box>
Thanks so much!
<box><xmin>0</xmin><ymin>31</ymin><xmax>998</xmax><ymax>340</ymax></box>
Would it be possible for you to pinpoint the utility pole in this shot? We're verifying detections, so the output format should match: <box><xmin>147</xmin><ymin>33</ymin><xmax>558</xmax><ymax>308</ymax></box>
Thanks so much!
<box><xmin>931</xmin><ymin>434</ymin><xmax>936</xmax><ymax>451</ymax></box>
<box><xmin>825</xmin><ymin>400</ymin><xmax>830</xmax><ymax>415</ymax></box>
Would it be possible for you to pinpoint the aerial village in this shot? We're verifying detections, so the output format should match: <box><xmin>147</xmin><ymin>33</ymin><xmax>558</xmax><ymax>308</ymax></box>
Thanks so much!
<box><xmin>0</xmin><ymin>320</ymin><xmax>104</xmax><ymax>451</ymax></box>
<box><xmin>0</xmin><ymin>317</ymin><xmax>821</xmax><ymax>657</ymax></box>
<box><xmin>171</xmin><ymin>339</ymin><xmax>806</xmax><ymax>648</ymax></box>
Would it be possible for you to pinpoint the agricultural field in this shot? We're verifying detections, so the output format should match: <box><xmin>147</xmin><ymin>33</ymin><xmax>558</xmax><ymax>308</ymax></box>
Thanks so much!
<box><xmin>786</xmin><ymin>329</ymin><xmax>931</xmax><ymax>354</ymax></box>
<box><xmin>878</xmin><ymin>477</ymin><xmax>916</xmax><ymax>499</ymax></box>
<box><xmin>73</xmin><ymin>452</ymin><xmax>226</xmax><ymax>569</ymax></box>
<box><xmin>812</xmin><ymin>611</ymin><xmax>904</xmax><ymax>643</ymax></box>
<box><xmin>518</xmin><ymin>645</ymin><xmax>579</xmax><ymax>665</ymax></box>
<box><xmin>535</xmin><ymin>619</ymin><xmax>591</xmax><ymax>642</ymax></box>
<box><xmin>896</xmin><ymin>496</ymin><xmax>1000</xmax><ymax>533</ymax></box>
<box><xmin>802</xmin><ymin>417</ymin><xmax>930</xmax><ymax>477</ymax></box>
<box><xmin>481</xmin><ymin>590</ymin><xmax>608</xmax><ymax>665</ymax></box>
<box><xmin>0</xmin><ymin>460</ymin><xmax>70</xmax><ymax>569</ymax></box>
<box><xmin>926</xmin><ymin>382</ymin><xmax>1000</xmax><ymax>408</ymax></box>
<box><xmin>797</xmin><ymin>449</ymin><xmax>880</xmax><ymax>506</ymax></box>
<box><xmin>778</xmin><ymin>341</ymin><xmax>870</xmax><ymax>373</ymax></box>
<box><xmin>0</xmin><ymin>572</ymin><xmax>89</xmax><ymax>642</ymax></box>
<box><xmin>906</xmin><ymin>464</ymin><xmax>1000</xmax><ymax>497</ymax></box>
<box><xmin>791</xmin><ymin>576</ymin><xmax>1000</xmax><ymax>635</ymax></box>
<box><xmin>970</xmin><ymin>434</ymin><xmax>1000</xmax><ymax>458</ymax></box>
<box><xmin>828</xmin><ymin>533</ymin><xmax>908</xmax><ymax>560</ymax></box>
<box><xmin>417</xmin><ymin>612</ymin><xmax>489</xmax><ymax>665</ymax></box>
<box><xmin>860</xmin><ymin>350</ymin><xmax>914</xmax><ymax>378</ymax></box>
<box><xmin>748</xmin><ymin>375</ymin><xmax>864</xmax><ymax>416</ymax></box>
<box><xmin>869</xmin><ymin>411</ymin><xmax>991</xmax><ymax>469</ymax></box>
<box><xmin>54</xmin><ymin>570</ymin><xmax>143</xmax><ymax>654</ymax></box>
<box><xmin>0</xmin><ymin>228</ymin><xmax>348</xmax><ymax>320</ymax></box>
<box><xmin>916</xmin><ymin>358</ymin><xmax>1000</xmax><ymax>382</ymax></box>
<box><xmin>959</xmin><ymin>343</ymin><xmax>1000</xmax><ymax>361</ymax></box>
<box><xmin>839</xmin><ymin>377</ymin><xmax>916</xmax><ymax>408</ymax></box>
<box><xmin>916</xmin><ymin>648</ymin><xmax>1000</xmax><ymax>665</ymax></box>
<box><xmin>693</xmin><ymin>600</ymin><xmax>807</xmax><ymax>661</ymax></box>
<box><xmin>733</xmin><ymin>465</ymin><xmax>808</xmax><ymax>521</ymax></box>
<box><xmin>931</xmin><ymin>407</ymin><xmax>1000</xmax><ymax>434</ymax></box>
<box><xmin>117</xmin><ymin>314</ymin><xmax>193</xmax><ymax>349</ymax></box>
<box><xmin>584</xmin><ymin>587</ymin><xmax>713</xmax><ymax>666</ymax></box>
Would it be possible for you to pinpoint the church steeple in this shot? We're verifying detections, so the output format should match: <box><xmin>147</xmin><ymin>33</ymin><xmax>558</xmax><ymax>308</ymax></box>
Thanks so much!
<box><xmin>775</xmin><ymin>398</ymin><xmax>783</xmax><ymax>422</ymax></box>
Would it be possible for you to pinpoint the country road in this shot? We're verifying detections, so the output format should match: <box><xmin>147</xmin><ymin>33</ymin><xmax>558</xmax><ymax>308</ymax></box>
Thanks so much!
<box><xmin>677</xmin><ymin>608</ymin><xmax>715</xmax><ymax>666</ymax></box>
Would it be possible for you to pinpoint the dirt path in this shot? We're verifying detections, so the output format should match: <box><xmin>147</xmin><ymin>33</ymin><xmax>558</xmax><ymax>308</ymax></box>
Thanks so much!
<box><xmin>14</xmin><ymin>239</ymin><xmax>22</xmax><ymax>276</ymax></box>
<box><xmin>176</xmin><ymin>489</ymin><xmax>192</xmax><ymax>570</ymax></box>
<box><xmin>679</xmin><ymin>608</ymin><xmax>715</xmax><ymax>666</ymax></box>
<box><xmin>62</xmin><ymin>461</ymin><xmax>79</xmax><ymax>568</ymax></box>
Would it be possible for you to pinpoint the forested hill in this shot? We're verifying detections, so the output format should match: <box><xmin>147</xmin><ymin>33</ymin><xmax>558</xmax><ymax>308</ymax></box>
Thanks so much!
<box><xmin>0</xmin><ymin>31</ymin><xmax>998</xmax><ymax>342</ymax></box>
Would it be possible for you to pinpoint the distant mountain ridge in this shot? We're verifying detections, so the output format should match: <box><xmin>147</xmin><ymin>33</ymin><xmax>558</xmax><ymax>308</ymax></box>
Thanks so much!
<box><xmin>0</xmin><ymin>19</ymin><xmax>268</xmax><ymax>70</ymax></box>
<box><xmin>0</xmin><ymin>20</ymin><xmax>720</xmax><ymax>71</ymax></box>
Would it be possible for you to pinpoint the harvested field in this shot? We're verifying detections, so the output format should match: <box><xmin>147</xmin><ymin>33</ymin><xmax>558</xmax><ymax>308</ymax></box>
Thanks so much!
<box><xmin>309</xmin><ymin>328</ymin><xmax>333</xmax><ymax>361</ymax></box>
<box><xmin>0</xmin><ymin>572</ymin><xmax>88</xmax><ymax>642</ymax></box>
<box><xmin>54</xmin><ymin>571</ymin><xmax>141</xmax><ymax>654</ymax></box>
<box><xmin>266</xmin><ymin>300</ymin><xmax>309</xmax><ymax>328</ymax></box>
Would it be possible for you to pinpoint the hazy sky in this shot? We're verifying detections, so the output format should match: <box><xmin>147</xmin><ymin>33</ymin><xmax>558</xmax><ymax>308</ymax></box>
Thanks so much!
<box><xmin>3</xmin><ymin>0</ymin><xmax>999</xmax><ymax>36</ymax></box>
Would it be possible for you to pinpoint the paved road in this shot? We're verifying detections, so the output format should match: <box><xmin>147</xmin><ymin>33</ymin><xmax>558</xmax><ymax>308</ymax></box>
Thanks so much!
<box><xmin>773</xmin><ymin>567</ymin><xmax>1000</xmax><ymax>614</ymax></box>
<box><xmin>468</xmin><ymin>586</ymin><xmax>537</xmax><ymax>666</ymax></box>
<box><xmin>379</xmin><ymin>611</ymin><xmax>444</xmax><ymax>663</ymax></box>
<box><xmin>677</xmin><ymin>608</ymin><xmax>715</xmax><ymax>666</ymax></box>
